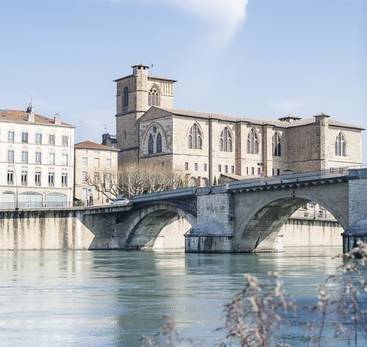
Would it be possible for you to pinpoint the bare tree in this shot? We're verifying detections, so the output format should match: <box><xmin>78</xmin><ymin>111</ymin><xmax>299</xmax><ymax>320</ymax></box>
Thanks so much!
<box><xmin>86</xmin><ymin>167</ymin><xmax>189</xmax><ymax>200</ymax></box>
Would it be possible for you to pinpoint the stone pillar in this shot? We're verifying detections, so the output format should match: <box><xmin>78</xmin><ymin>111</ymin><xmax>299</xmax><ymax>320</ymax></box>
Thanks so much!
<box><xmin>185</xmin><ymin>188</ymin><xmax>234</xmax><ymax>252</ymax></box>
<box><xmin>263</xmin><ymin>125</ymin><xmax>273</xmax><ymax>177</ymax></box>
<box><xmin>348</xmin><ymin>169</ymin><xmax>367</xmax><ymax>225</ymax></box>
<box><xmin>343</xmin><ymin>168</ymin><xmax>367</xmax><ymax>252</ymax></box>
<box><xmin>235</xmin><ymin>123</ymin><xmax>243</xmax><ymax>175</ymax></box>
<box><xmin>133</xmin><ymin>65</ymin><xmax>150</xmax><ymax>117</ymax></box>
<box><xmin>314</xmin><ymin>114</ymin><xmax>330</xmax><ymax>170</ymax></box>
<box><xmin>208</xmin><ymin>119</ymin><xmax>214</xmax><ymax>186</ymax></box>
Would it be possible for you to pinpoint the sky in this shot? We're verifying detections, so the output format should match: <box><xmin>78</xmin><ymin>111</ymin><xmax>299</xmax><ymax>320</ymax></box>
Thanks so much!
<box><xmin>0</xmin><ymin>0</ymin><xmax>366</xmax><ymax>161</ymax></box>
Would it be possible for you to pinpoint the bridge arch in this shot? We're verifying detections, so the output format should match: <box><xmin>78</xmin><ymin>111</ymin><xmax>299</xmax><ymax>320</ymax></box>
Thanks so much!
<box><xmin>233</xmin><ymin>183</ymin><xmax>348</xmax><ymax>252</ymax></box>
<box><xmin>115</xmin><ymin>202</ymin><xmax>196</xmax><ymax>250</ymax></box>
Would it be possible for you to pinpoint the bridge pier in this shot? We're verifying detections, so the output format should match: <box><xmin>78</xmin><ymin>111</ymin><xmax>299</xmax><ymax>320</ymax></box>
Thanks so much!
<box><xmin>342</xmin><ymin>168</ymin><xmax>367</xmax><ymax>252</ymax></box>
<box><xmin>185</xmin><ymin>189</ymin><xmax>235</xmax><ymax>252</ymax></box>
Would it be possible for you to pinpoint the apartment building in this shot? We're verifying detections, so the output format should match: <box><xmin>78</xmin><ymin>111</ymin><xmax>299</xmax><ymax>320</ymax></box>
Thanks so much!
<box><xmin>0</xmin><ymin>107</ymin><xmax>74</xmax><ymax>208</ymax></box>
<box><xmin>74</xmin><ymin>141</ymin><xmax>119</xmax><ymax>206</ymax></box>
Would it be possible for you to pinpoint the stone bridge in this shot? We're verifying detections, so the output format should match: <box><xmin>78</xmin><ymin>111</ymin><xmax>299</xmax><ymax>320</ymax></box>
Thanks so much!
<box><xmin>1</xmin><ymin>167</ymin><xmax>366</xmax><ymax>252</ymax></box>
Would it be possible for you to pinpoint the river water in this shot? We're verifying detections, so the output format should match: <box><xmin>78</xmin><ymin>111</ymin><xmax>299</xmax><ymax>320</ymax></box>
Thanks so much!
<box><xmin>0</xmin><ymin>247</ymin><xmax>359</xmax><ymax>346</ymax></box>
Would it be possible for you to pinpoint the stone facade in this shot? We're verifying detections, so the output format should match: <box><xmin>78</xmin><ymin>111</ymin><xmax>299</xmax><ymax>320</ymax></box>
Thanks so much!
<box><xmin>0</xmin><ymin>108</ymin><xmax>75</xmax><ymax>208</ymax></box>
<box><xmin>115</xmin><ymin>65</ymin><xmax>364</xmax><ymax>184</ymax></box>
<box><xmin>74</xmin><ymin>141</ymin><xmax>119</xmax><ymax>206</ymax></box>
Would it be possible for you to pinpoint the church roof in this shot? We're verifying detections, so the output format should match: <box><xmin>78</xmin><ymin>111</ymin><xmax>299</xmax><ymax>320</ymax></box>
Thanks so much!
<box><xmin>0</xmin><ymin>109</ymin><xmax>73</xmax><ymax>127</ymax></box>
<box><xmin>139</xmin><ymin>107</ymin><xmax>364</xmax><ymax>130</ymax></box>
<box><xmin>113</xmin><ymin>75</ymin><xmax>177</xmax><ymax>83</ymax></box>
<box><xmin>75</xmin><ymin>140</ymin><xmax>119</xmax><ymax>151</ymax></box>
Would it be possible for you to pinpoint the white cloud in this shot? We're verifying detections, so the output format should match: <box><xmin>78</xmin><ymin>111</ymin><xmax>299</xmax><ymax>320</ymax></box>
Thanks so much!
<box><xmin>162</xmin><ymin>0</ymin><xmax>248</xmax><ymax>43</ymax></box>
<box><xmin>96</xmin><ymin>0</ymin><xmax>248</xmax><ymax>44</ymax></box>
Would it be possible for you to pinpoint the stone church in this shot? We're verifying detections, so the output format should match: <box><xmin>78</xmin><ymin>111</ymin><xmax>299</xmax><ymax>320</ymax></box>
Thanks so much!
<box><xmin>115</xmin><ymin>64</ymin><xmax>363</xmax><ymax>185</ymax></box>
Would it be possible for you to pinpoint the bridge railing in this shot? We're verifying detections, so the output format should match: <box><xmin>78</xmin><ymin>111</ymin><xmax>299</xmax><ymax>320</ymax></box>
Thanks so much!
<box><xmin>0</xmin><ymin>201</ymin><xmax>74</xmax><ymax>211</ymax></box>
<box><xmin>132</xmin><ymin>187</ymin><xmax>198</xmax><ymax>203</ymax></box>
<box><xmin>226</xmin><ymin>166</ymin><xmax>350</xmax><ymax>190</ymax></box>
<box><xmin>131</xmin><ymin>166</ymin><xmax>366</xmax><ymax>201</ymax></box>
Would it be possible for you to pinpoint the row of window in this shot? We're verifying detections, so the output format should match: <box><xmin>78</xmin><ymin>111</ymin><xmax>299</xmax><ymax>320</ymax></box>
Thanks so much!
<box><xmin>188</xmin><ymin>126</ymin><xmax>349</xmax><ymax>158</ymax></box>
<box><xmin>184</xmin><ymin>162</ymin><xmax>282</xmax><ymax>176</ymax></box>
<box><xmin>218</xmin><ymin>164</ymin><xmax>235</xmax><ymax>174</ymax></box>
<box><xmin>81</xmin><ymin>171</ymin><xmax>112</xmax><ymax>184</ymax></box>
<box><xmin>187</xmin><ymin>124</ymin><xmax>281</xmax><ymax>156</ymax></box>
<box><xmin>122</xmin><ymin>85</ymin><xmax>162</xmax><ymax>108</ymax></box>
<box><xmin>6</xmin><ymin>150</ymin><xmax>69</xmax><ymax>166</ymax></box>
<box><xmin>6</xmin><ymin>170</ymin><xmax>68</xmax><ymax>187</ymax></box>
<box><xmin>81</xmin><ymin>157</ymin><xmax>112</xmax><ymax>169</ymax></box>
<box><xmin>184</xmin><ymin>162</ymin><xmax>209</xmax><ymax>172</ymax></box>
<box><xmin>184</xmin><ymin>162</ymin><xmax>237</xmax><ymax>175</ymax></box>
<box><xmin>142</xmin><ymin>124</ymin><xmax>348</xmax><ymax>160</ymax></box>
<box><xmin>3</xmin><ymin>131</ymin><xmax>69</xmax><ymax>146</ymax></box>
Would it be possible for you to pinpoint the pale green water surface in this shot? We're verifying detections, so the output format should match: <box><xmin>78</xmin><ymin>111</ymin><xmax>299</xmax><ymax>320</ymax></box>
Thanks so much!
<box><xmin>0</xmin><ymin>247</ymin><xmax>353</xmax><ymax>346</ymax></box>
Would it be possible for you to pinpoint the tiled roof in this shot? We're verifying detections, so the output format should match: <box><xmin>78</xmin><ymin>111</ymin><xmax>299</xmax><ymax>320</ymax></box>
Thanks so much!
<box><xmin>75</xmin><ymin>140</ymin><xmax>120</xmax><ymax>151</ymax></box>
<box><xmin>328</xmin><ymin>119</ymin><xmax>365</xmax><ymax>130</ymax></box>
<box><xmin>148</xmin><ymin>75</ymin><xmax>177</xmax><ymax>83</ymax></box>
<box><xmin>0</xmin><ymin>109</ymin><xmax>73</xmax><ymax>127</ymax></box>
<box><xmin>142</xmin><ymin>107</ymin><xmax>364</xmax><ymax>130</ymax></box>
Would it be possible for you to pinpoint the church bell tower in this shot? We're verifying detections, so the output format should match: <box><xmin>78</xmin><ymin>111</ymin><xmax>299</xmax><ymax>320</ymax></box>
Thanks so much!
<box><xmin>115</xmin><ymin>64</ymin><xmax>176</xmax><ymax>169</ymax></box>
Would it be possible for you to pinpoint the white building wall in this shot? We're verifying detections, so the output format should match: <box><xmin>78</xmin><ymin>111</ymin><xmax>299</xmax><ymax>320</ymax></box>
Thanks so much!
<box><xmin>74</xmin><ymin>147</ymin><xmax>118</xmax><ymax>206</ymax></box>
<box><xmin>0</xmin><ymin>119</ymin><xmax>74</xmax><ymax>208</ymax></box>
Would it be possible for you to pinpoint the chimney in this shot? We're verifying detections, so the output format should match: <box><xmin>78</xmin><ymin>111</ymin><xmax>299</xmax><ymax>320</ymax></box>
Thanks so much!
<box><xmin>26</xmin><ymin>102</ymin><xmax>35</xmax><ymax>122</ymax></box>
<box><xmin>53</xmin><ymin>113</ymin><xmax>62</xmax><ymax>125</ymax></box>
<box><xmin>314</xmin><ymin>113</ymin><xmax>330</xmax><ymax>126</ymax></box>
<box><xmin>132</xmin><ymin>64</ymin><xmax>150</xmax><ymax>76</ymax></box>
<box><xmin>278</xmin><ymin>114</ymin><xmax>302</xmax><ymax>123</ymax></box>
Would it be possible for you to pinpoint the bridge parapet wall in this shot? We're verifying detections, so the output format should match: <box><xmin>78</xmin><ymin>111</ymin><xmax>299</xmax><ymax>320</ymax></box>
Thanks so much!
<box><xmin>0</xmin><ymin>207</ymin><xmax>128</xmax><ymax>250</ymax></box>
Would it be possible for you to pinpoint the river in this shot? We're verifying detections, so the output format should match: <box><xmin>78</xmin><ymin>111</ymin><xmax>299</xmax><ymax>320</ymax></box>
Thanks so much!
<box><xmin>0</xmin><ymin>247</ymin><xmax>359</xmax><ymax>346</ymax></box>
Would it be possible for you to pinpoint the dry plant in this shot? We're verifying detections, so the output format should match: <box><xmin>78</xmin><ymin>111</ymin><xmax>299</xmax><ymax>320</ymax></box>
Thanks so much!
<box><xmin>141</xmin><ymin>315</ymin><xmax>197</xmax><ymax>347</ymax></box>
<box><xmin>306</xmin><ymin>241</ymin><xmax>367</xmax><ymax>347</ymax></box>
<box><xmin>222</xmin><ymin>272</ymin><xmax>295</xmax><ymax>347</ymax></box>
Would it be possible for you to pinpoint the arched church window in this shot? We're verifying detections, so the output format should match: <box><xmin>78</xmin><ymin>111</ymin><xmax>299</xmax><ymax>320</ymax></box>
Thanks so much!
<box><xmin>220</xmin><ymin>127</ymin><xmax>233</xmax><ymax>152</ymax></box>
<box><xmin>145</xmin><ymin>123</ymin><xmax>166</xmax><ymax>155</ymax></box>
<box><xmin>156</xmin><ymin>133</ymin><xmax>162</xmax><ymax>153</ymax></box>
<box><xmin>247</xmin><ymin>128</ymin><xmax>259</xmax><ymax>154</ymax></box>
<box><xmin>188</xmin><ymin>134</ymin><xmax>193</xmax><ymax>149</ymax></box>
<box><xmin>272</xmin><ymin>131</ymin><xmax>282</xmax><ymax>157</ymax></box>
<box><xmin>123</xmin><ymin>87</ymin><xmax>129</xmax><ymax>107</ymax></box>
<box><xmin>148</xmin><ymin>134</ymin><xmax>154</xmax><ymax>155</ymax></box>
<box><xmin>148</xmin><ymin>86</ymin><xmax>160</xmax><ymax>107</ymax></box>
<box><xmin>335</xmin><ymin>132</ymin><xmax>346</xmax><ymax>156</ymax></box>
<box><xmin>188</xmin><ymin>123</ymin><xmax>202</xmax><ymax>149</ymax></box>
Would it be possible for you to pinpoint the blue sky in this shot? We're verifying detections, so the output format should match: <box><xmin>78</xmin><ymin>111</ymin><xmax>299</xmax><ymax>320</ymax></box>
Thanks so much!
<box><xmin>0</xmin><ymin>0</ymin><xmax>366</xmax><ymax>161</ymax></box>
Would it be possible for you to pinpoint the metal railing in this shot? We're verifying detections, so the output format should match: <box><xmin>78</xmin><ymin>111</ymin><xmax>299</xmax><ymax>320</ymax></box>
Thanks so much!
<box><xmin>0</xmin><ymin>201</ymin><xmax>74</xmax><ymax>211</ymax></box>
<box><xmin>131</xmin><ymin>166</ymin><xmax>367</xmax><ymax>201</ymax></box>
<box><xmin>289</xmin><ymin>208</ymin><xmax>337</xmax><ymax>221</ymax></box>
<box><xmin>228</xmin><ymin>167</ymin><xmax>349</xmax><ymax>188</ymax></box>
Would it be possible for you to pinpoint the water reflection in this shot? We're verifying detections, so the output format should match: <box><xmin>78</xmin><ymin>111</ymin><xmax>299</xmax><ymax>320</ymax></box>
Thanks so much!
<box><xmin>0</xmin><ymin>247</ymin><xmax>345</xmax><ymax>346</ymax></box>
